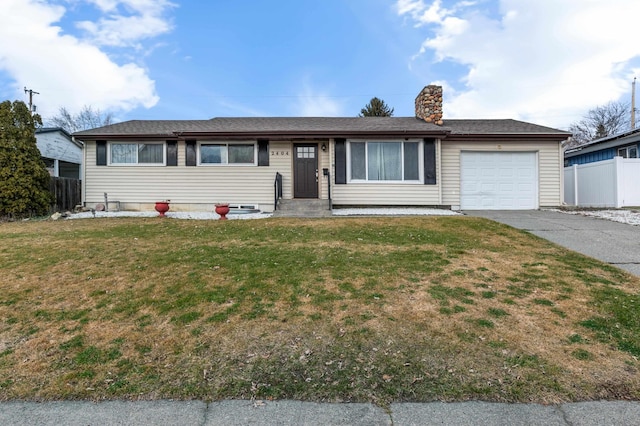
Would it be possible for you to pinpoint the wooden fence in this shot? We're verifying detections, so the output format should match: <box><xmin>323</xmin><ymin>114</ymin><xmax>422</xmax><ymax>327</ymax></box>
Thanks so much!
<box><xmin>50</xmin><ymin>177</ymin><xmax>82</xmax><ymax>212</ymax></box>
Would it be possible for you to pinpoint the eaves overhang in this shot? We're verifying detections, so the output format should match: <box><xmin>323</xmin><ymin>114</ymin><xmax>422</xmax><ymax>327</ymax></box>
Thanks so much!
<box><xmin>73</xmin><ymin>129</ymin><xmax>451</xmax><ymax>141</ymax></box>
<box><xmin>443</xmin><ymin>133</ymin><xmax>570</xmax><ymax>142</ymax></box>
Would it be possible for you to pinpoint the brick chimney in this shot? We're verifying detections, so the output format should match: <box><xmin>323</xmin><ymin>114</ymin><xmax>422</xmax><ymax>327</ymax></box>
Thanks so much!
<box><xmin>415</xmin><ymin>85</ymin><xmax>443</xmax><ymax>125</ymax></box>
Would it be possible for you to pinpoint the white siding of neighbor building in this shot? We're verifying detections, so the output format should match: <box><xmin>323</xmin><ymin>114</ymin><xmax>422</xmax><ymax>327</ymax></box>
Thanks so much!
<box><xmin>36</xmin><ymin>131</ymin><xmax>82</xmax><ymax>164</ymax></box>
<box><xmin>441</xmin><ymin>140</ymin><xmax>562</xmax><ymax>209</ymax></box>
<box><xmin>331</xmin><ymin>139</ymin><xmax>442</xmax><ymax>206</ymax></box>
<box><xmin>84</xmin><ymin>140</ymin><xmax>295</xmax><ymax>212</ymax></box>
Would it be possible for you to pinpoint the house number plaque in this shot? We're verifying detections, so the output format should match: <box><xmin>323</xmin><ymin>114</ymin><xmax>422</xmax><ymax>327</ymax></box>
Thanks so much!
<box><xmin>270</xmin><ymin>150</ymin><xmax>290</xmax><ymax>156</ymax></box>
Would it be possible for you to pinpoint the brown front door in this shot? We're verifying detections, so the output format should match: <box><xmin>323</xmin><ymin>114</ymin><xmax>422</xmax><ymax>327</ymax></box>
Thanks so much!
<box><xmin>293</xmin><ymin>144</ymin><xmax>318</xmax><ymax>198</ymax></box>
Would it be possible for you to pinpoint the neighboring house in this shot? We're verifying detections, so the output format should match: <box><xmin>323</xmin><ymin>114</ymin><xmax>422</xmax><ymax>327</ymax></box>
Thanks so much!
<box><xmin>564</xmin><ymin>128</ymin><xmax>640</xmax><ymax>208</ymax></box>
<box><xmin>564</xmin><ymin>128</ymin><xmax>640</xmax><ymax>166</ymax></box>
<box><xmin>73</xmin><ymin>85</ymin><xmax>569</xmax><ymax>212</ymax></box>
<box><xmin>36</xmin><ymin>127</ymin><xmax>83</xmax><ymax>179</ymax></box>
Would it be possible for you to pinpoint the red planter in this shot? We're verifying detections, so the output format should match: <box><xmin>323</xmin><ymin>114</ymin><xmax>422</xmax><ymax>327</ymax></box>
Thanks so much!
<box><xmin>154</xmin><ymin>201</ymin><xmax>170</xmax><ymax>217</ymax></box>
<box><xmin>215</xmin><ymin>203</ymin><xmax>230</xmax><ymax>220</ymax></box>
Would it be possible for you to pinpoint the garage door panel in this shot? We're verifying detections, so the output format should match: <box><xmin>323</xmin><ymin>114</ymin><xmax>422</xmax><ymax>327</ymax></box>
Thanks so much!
<box><xmin>518</xmin><ymin>168</ymin><xmax>535</xmax><ymax>177</ymax></box>
<box><xmin>499</xmin><ymin>198</ymin><xmax>516</xmax><ymax>208</ymax></box>
<box><xmin>481</xmin><ymin>183</ymin><xmax>496</xmax><ymax>191</ymax></box>
<box><xmin>518</xmin><ymin>182</ymin><xmax>534</xmax><ymax>191</ymax></box>
<box><xmin>498</xmin><ymin>183</ymin><xmax>515</xmax><ymax>191</ymax></box>
<box><xmin>499</xmin><ymin>169</ymin><xmax>515</xmax><ymax>178</ymax></box>
<box><xmin>461</xmin><ymin>152</ymin><xmax>538</xmax><ymax>210</ymax></box>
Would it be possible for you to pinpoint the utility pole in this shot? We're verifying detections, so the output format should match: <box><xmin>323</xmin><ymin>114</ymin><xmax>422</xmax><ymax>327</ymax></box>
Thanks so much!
<box><xmin>632</xmin><ymin>78</ymin><xmax>636</xmax><ymax>130</ymax></box>
<box><xmin>24</xmin><ymin>87</ymin><xmax>39</xmax><ymax>114</ymax></box>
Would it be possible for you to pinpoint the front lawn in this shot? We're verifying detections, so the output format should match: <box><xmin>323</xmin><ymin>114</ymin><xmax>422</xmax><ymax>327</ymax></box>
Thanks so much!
<box><xmin>0</xmin><ymin>216</ymin><xmax>639</xmax><ymax>405</ymax></box>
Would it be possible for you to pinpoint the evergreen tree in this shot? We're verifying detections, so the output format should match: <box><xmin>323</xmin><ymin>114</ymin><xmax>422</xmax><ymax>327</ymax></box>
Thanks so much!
<box><xmin>0</xmin><ymin>100</ymin><xmax>52</xmax><ymax>218</ymax></box>
<box><xmin>358</xmin><ymin>97</ymin><xmax>394</xmax><ymax>117</ymax></box>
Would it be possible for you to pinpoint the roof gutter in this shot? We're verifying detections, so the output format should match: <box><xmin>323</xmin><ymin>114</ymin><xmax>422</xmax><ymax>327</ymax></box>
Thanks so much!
<box><xmin>74</xmin><ymin>129</ymin><xmax>451</xmax><ymax>141</ymax></box>
<box><xmin>446</xmin><ymin>133</ymin><xmax>570</xmax><ymax>141</ymax></box>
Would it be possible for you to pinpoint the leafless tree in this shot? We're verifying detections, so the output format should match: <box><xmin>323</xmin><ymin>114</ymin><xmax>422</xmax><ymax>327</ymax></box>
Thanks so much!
<box><xmin>566</xmin><ymin>101</ymin><xmax>633</xmax><ymax>148</ymax></box>
<box><xmin>46</xmin><ymin>106</ymin><xmax>114</xmax><ymax>133</ymax></box>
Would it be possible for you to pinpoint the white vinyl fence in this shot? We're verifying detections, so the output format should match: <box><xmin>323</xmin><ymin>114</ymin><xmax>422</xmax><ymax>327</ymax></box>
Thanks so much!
<box><xmin>564</xmin><ymin>157</ymin><xmax>640</xmax><ymax>207</ymax></box>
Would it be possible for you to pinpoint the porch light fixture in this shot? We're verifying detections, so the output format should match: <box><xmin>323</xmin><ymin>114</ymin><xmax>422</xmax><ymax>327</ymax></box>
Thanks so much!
<box><xmin>321</xmin><ymin>143</ymin><xmax>327</xmax><ymax>152</ymax></box>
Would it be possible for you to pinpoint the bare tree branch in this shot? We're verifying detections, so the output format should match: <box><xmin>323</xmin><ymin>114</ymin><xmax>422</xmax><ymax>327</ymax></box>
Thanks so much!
<box><xmin>565</xmin><ymin>101</ymin><xmax>633</xmax><ymax>148</ymax></box>
<box><xmin>46</xmin><ymin>106</ymin><xmax>114</xmax><ymax>133</ymax></box>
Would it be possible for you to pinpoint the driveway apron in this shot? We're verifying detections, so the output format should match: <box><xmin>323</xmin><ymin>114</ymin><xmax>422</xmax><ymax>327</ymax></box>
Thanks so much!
<box><xmin>465</xmin><ymin>210</ymin><xmax>640</xmax><ymax>277</ymax></box>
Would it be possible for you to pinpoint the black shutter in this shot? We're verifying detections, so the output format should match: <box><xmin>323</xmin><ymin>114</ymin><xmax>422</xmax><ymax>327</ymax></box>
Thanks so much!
<box><xmin>166</xmin><ymin>141</ymin><xmax>177</xmax><ymax>166</ymax></box>
<box><xmin>257</xmin><ymin>139</ymin><xmax>269</xmax><ymax>166</ymax></box>
<box><xmin>335</xmin><ymin>138</ymin><xmax>346</xmax><ymax>184</ymax></box>
<box><xmin>96</xmin><ymin>140</ymin><xmax>107</xmax><ymax>166</ymax></box>
<box><xmin>424</xmin><ymin>138</ymin><xmax>436</xmax><ymax>185</ymax></box>
<box><xmin>185</xmin><ymin>140</ymin><xmax>197</xmax><ymax>166</ymax></box>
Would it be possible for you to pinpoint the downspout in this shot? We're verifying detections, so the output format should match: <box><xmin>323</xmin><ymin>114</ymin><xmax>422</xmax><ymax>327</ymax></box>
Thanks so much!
<box><xmin>437</xmin><ymin>138</ymin><xmax>443</xmax><ymax>206</ymax></box>
<box><xmin>73</xmin><ymin>136</ymin><xmax>86</xmax><ymax>207</ymax></box>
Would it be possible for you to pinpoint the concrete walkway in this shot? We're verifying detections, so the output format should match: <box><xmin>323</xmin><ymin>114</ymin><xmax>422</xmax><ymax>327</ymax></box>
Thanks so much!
<box><xmin>466</xmin><ymin>209</ymin><xmax>640</xmax><ymax>276</ymax></box>
<box><xmin>2</xmin><ymin>399</ymin><xmax>640</xmax><ymax>425</ymax></box>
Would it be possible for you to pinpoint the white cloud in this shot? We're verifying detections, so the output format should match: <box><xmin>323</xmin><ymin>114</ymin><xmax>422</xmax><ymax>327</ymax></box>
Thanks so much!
<box><xmin>77</xmin><ymin>0</ymin><xmax>175</xmax><ymax>47</ymax></box>
<box><xmin>0</xmin><ymin>0</ymin><xmax>170</xmax><ymax>120</ymax></box>
<box><xmin>397</xmin><ymin>0</ymin><xmax>640</xmax><ymax>128</ymax></box>
<box><xmin>294</xmin><ymin>83</ymin><xmax>345</xmax><ymax>117</ymax></box>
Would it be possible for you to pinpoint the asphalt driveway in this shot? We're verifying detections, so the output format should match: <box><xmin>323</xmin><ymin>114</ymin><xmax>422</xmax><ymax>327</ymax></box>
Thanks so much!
<box><xmin>466</xmin><ymin>210</ymin><xmax>640</xmax><ymax>277</ymax></box>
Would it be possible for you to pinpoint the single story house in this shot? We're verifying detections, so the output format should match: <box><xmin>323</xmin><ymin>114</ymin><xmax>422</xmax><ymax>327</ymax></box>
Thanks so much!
<box><xmin>73</xmin><ymin>85</ymin><xmax>570</xmax><ymax>212</ymax></box>
<box><xmin>564</xmin><ymin>128</ymin><xmax>640</xmax><ymax>208</ymax></box>
<box><xmin>564</xmin><ymin>128</ymin><xmax>640</xmax><ymax>166</ymax></box>
<box><xmin>36</xmin><ymin>127</ymin><xmax>83</xmax><ymax>179</ymax></box>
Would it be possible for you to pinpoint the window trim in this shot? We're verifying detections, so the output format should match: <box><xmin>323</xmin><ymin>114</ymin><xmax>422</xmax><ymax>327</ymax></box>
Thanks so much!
<box><xmin>346</xmin><ymin>139</ymin><xmax>424</xmax><ymax>183</ymax></box>
<box><xmin>197</xmin><ymin>141</ymin><xmax>258</xmax><ymax>166</ymax></box>
<box><xmin>108</xmin><ymin>141</ymin><xmax>166</xmax><ymax>166</ymax></box>
<box><xmin>617</xmin><ymin>145</ymin><xmax>638</xmax><ymax>159</ymax></box>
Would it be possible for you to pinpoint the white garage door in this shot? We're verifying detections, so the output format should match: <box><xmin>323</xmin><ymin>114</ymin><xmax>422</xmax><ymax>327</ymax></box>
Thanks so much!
<box><xmin>460</xmin><ymin>151</ymin><xmax>538</xmax><ymax>210</ymax></box>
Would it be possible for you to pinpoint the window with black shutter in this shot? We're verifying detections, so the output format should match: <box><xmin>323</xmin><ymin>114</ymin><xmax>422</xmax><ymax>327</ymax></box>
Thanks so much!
<box><xmin>185</xmin><ymin>140</ymin><xmax>197</xmax><ymax>166</ymax></box>
<box><xmin>424</xmin><ymin>138</ymin><xmax>436</xmax><ymax>185</ymax></box>
<box><xmin>96</xmin><ymin>141</ymin><xmax>107</xmax><ymax>166</ymax></box>
<box><xmin>334</xmin><ymin>139</ymin><xmax>346</xmax><ymax>184</ymax></box>
<box><xmin>166</xmin><ymin>141</ymin><xmax>177</xmax><ymax>166</ymax></box>
<box><xmin>258</xmin><ymin>139</ymin><xmax>269</xmax><ymax>166</ymax></box>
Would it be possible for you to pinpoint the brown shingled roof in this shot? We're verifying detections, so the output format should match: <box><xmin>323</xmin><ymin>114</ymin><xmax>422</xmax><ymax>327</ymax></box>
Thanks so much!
<box><xmin>73</xmin><ymin>117</ymin><xmax>569</xmax><ymax>140</ymax></box>
<box><xmin>444</xmin><ymin>119</ymin><xmax>569</xmax><ymax>135</ymax></box>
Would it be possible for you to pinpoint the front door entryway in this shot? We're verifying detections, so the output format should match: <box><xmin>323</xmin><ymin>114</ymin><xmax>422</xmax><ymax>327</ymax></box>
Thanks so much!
<box><xmin>293</xmin><ymin>144</ymin><xmax>318</xmax><ymax>198</ymax></box>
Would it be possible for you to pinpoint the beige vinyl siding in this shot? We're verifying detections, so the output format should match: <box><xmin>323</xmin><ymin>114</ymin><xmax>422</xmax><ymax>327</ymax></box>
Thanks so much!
<box><xmin>332</xmin><ymin>183</ymin><xmax>441</xmax><ymax>206</ymax></box>
<box><xmin>538</xmin><ymin>142</ymin><xmax>563</xmax><ymax>207</ymax></box>
<box><xmin>441</xmin><ymin>140</ymin><xmax>562</xmax><ymax>208</ymax></box>
<box><xmin>331</xmin><ymin>139</ymin><xmax>441</xmax><ymax>206</ymax></box>
<box><xmin>85</xmin><ymin>140</ymin><xmax>292</xmax><ymax>212</ymax></box>
<box><xmin>319</xmin><ymin>143</ymin><xmax>330</xmax><ymax>200</ymax></box>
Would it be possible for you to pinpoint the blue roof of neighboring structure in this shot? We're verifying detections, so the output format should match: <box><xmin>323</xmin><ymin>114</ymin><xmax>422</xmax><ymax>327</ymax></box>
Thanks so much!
<box><xmin>565</xmin><ymin>128</ymin><xmax>640</xmax><ymax>158</ymax></box>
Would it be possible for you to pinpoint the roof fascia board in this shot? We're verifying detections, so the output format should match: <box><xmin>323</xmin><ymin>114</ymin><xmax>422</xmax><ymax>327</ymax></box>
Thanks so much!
<box><xmin>565</xmin><ymin>133</ymin><xmax>640</xmax><ymax>157</ymax></box>
<box><xmin>446</xmin><ymin>134</ymin><xmax>569</xmax><ymax>142</ymax></box>
<box><xmin>75</xmin><ymin>130</ymin><xmax>450</xmax><ymax>141</ymax></box>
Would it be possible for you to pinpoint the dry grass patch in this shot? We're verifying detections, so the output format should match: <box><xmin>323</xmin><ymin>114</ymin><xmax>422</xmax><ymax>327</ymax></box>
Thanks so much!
<box><xmin>1</xmin><ymin>216</ymin><xmax>639</xmax><ymax>404</ymax></box>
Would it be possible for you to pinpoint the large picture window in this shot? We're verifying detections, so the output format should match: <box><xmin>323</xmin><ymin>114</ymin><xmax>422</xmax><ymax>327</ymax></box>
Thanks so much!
<box><xmin>110</xmin><ymin>143</ymin><xmax>164</xmax><ymax>165</ymax></box>
<box><xmin>200</xmin><ymin>143</ymin><xmax>256</xmax><ymax>165</ymax></box>
<box><xmin>348</xmin><ymin>141</ymin><xmax>422</xmax><ymax>182</ymax></box>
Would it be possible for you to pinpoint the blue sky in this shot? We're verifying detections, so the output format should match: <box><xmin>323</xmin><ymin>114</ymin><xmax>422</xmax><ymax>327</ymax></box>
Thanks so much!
<box><xmin>2</xmin><ymin>0</ymin><xmax>640</xmax><ymax>131</ymax></box>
